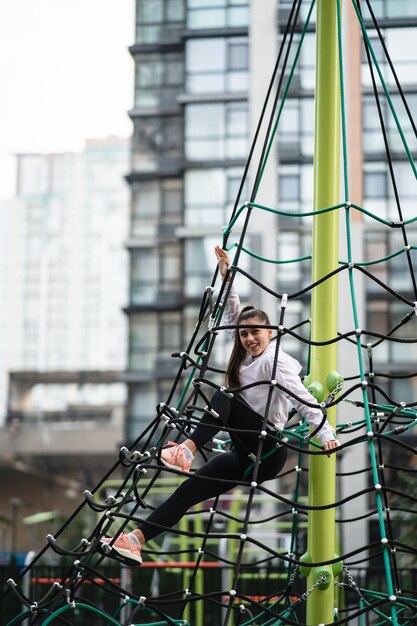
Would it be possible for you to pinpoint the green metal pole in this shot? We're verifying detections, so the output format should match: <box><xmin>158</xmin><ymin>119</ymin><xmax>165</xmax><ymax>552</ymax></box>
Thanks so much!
<box><xmin>307</xmin><ymin>0</ymin><xmax>340</xmax><ymax>624</ymax></box>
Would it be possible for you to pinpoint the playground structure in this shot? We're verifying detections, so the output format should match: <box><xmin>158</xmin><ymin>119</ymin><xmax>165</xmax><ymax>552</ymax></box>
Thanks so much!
<box><xmin>1</xmin><ymin>0</ymin><xmax>417</xmax><ymax>624</ymax></box>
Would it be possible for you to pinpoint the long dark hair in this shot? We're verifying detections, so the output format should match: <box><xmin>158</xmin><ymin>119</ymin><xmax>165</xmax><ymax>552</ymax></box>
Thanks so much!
<box><xmin>225</xmin><ymin>305</ymin><xmax>271</xmax><ymax>389</ymax></box>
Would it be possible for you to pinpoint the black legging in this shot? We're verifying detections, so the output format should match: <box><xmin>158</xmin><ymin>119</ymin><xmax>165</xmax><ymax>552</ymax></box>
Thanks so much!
<box><xmin>138</xmin><ymin>391</ymin><xmax>287</xmax><ymax>541</ymax></box>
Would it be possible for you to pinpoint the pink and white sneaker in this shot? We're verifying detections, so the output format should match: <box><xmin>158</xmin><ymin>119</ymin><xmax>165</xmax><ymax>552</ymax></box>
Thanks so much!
<box><xmin>160</xmin><ymin>442</ymin><xmax>194</xmax><ymax>473</ymax></box>
<box><xmin>100</xmin><ymin>532</ymin><xmax>142</xmax><ymax>565</ymax></box>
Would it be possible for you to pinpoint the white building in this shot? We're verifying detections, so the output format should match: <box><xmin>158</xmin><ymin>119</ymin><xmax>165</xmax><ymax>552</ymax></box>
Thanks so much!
<box><xmin>0</xmin><ymin>136</ymin><xmax>131</xmax><ymax>552</ymax></box>
<box><xmin>0</xmin><ymin>137</ymin><xmax>129</xmax><ymax>419</ymax></box>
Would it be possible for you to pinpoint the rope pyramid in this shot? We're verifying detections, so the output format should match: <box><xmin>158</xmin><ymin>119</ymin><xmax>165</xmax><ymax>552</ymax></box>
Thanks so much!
<box><xmin>2</xmin><ymin>0</ymin><xmax>417</xmax><ymax>624</ymax></box>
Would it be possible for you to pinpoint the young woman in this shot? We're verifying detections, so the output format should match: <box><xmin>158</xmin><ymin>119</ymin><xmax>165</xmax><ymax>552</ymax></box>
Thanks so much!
<box><xmin>101</xmin><ymin>246</ymin><xmax>340</xmax><ymax>564</ymax></box>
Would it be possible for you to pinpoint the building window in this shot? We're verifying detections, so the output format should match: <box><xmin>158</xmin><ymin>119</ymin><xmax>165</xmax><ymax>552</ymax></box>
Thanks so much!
<box><xmin>130</xmin><ymin>244</ymin><xmax>181</xmax><ymax>305</ymax></box>
<box><xmin>367</xmin><ymin>299</ymin><xmax>417</xmax><ymax>367</ymax></box>
<box><xmin>184</xmin><ymin>236</ymin><xmax>252</xmax><ymax>298</ymax></box>
<box><xmin>362</xmin><ymin>28</ymin><xmax>417</xmax><ymax>87</ymax></box>
<box><xmin>278</xmin><ymin>299</ymin><xmax>308</xmax><ymax>365</ymax></box>
<box><xmin>391</xmin><ymin>377</ymin><xmax>417</xmax><ymax>413</ymax></box>
<box><xmin>276</xmin><ymin>231</ymin><xmax>312</xmax><ymax>292</ymax></box>
<box><xmin>186</xmin><ymin>36</ymin><xmax>248</xmax><ymax>94</ymax></box>
<box><xmin>363</xmin><ymin>92</ymin><xmax>417</xmax><ymax>155</ymax></box>
<box><xmin>135</xmin><ymin>53</ymin><xmax>183</xmax><ymax>109</ymax></box>
<box><xmin>279</xmin><ymin>175</ymin><xmax>299</xmax><ymax>202</ymax></box>
<box><xmin>278</xmin><ymin>0</ymin><xmax>317</xmax><ymax>26</ymax></box>
<box><xmin>364</xmin><ymin>230</ymin><xmax>388</xmax><ymax>291</ymax></box>
<box><xmin>365</xmin><ymin>230</ymin><xmax>417</xmax><ymax>294</ymax></box>
<box><xmin>131</xmin><ymin>248</ymin><xmax>158</xmax><ymax>304</ymax></box>
<box><xmin>278</xmin><ymin>97</ymin><xmax>314</xmax><ymax>158</ymax></box>
<box><xmin>131</xmin><ymin>181</ymin><xmax>159</xmax><ymax>237</ymax></box>
<box><xmin>284</xmin><ymin>31</ymin><xmax>316</xmax><ymax>91</ymax></box>
<box><xmin>131</xmin><ymin>179</ymin><xmax>182</xmax><ymax>237</ymax></box>
<box><xmin>363</xmin><ymin>96</ymin><xmax>385</xmax><ymax>155</ymax></box>
<box><xmin>159</xmin><ymin>244</ymin><xmax>182</xmax><ymax>299</ymax></box>
<box><xmin>185</xmin><ymin>237</ymin><xmax>218</xmax><ymax>297</ymax></box>
<box><xmin>128</xmin><ymin>379</ymin><xmax>182</xmax><ymax>439</ymax></box>
<box><xmin>128</xmin><ymin>383</ymin><xmax>157</xmax><ymax>437</ymax></box>
<box><xmin>187</xmin><ymin>0</ymin><xmax>249</xmax><ymax>30</ymax></box>
<box><xmin>161</xmin><ymin>179</ymin><xmax>182</xmax><ymax>222</ymax></box>
<box><xmin>136</xmin><ymin>0</ymin><xmax>185</xmax><ymax>44</ymax></box>
<box><xmin>129</xmin><ymin>311</ymin><xmax>181</xmax><ymax>372</ymax></box>
<box><xmin>364</xmin><ymin>162</ymin><xmax>417</xmax><ymax>222</ymax></box>
<box><xmin>130</xmin><ymin>313</ymin><xmax>157</xmax><ymax>372</ymax></box>
<box><xmin>364</xmin><ymin>170</ymin><xmax>387</xmax><ymax>199</ymax></box>
<box><xmin>185</xmin><ymin>101</ymin><xmax>248</xmax><ymax>161</ymax></box>
<box><xmin>132</xmin><ymin>116</ymin><xmax>183</xmax><ymax>172</ymax></box>
<box><xmin>360</xmin><ymin>1</ymin><xmax>417</xmax><ymax>21</ymax></box>
<box><xmin>160</xmin><ymin>311</ymin><xmax>182</xmax><ymax>354</ymax></box>
<box><xmin>278</xmin><ymin>164</ymin><xmax>314</xmax><ymax>224</ymax></box>
<box><xmin>390</xmin><ymin>162</ymin><xmax>417</xmax><ymax>221</ymax></box>
<box><xmin>277</xmin><ymin>232</ymin><xmax>301</xmax><ymax>285</ymax></box>
<box><xmin>184</xmin><ymin>167</ymin><xmax>246</xmax><ymax>226</ymax></box>
<box><xmin>363</xmin><ymin>164</ymin><xmax>388</xmax><ymax>220</ymax></box>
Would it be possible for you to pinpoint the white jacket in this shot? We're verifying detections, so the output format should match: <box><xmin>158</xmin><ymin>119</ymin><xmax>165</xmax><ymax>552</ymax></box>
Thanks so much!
<box><xmin>221</xmin><ymin>284</ymin><xmax>335</xmax><ymax>444</ymax></box>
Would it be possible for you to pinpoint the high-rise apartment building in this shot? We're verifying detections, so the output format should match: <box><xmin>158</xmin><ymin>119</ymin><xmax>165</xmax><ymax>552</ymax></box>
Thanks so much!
<box><xmin>0</xmin><ymin>138</ymin><xmax>130</xmax><ymax>552</ymax></box>
<box><xmin>2</xmin><ymin>136</ymin><xmax>129</xmax><ymax>424</ymax></box>
<box><xmin>14</xmin><ymin>137</ymin><xmax>129</xmax><ymax>375</ymax></box>
<box><xmin>127</xmin><ymin>0</ymin><xmax>417</xmax><ymax>554</ymax></box>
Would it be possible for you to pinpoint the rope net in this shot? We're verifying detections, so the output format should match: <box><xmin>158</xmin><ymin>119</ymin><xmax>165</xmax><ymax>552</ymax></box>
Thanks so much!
<box><xmin>3</xmin><ymin>0</ymin><xmax>417</xmax><ymax>624</ymax></box>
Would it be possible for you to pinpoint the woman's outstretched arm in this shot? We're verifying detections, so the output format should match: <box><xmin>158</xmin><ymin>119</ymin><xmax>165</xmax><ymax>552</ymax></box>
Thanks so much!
<box><xmin>215</xmin><ymin>246</ymin><xmax>240</xmax><ymax>332</ymax></box>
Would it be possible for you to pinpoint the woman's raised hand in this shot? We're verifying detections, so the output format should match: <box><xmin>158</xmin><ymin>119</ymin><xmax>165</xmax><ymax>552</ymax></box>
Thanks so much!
<box><xmin>215</xmin><ymin>245</ymin><xmax>231</xmax><ymax>280</ymax></box>
<box><xmin>323</xmin><ymin>438</ymin><xmax>341</xmax><ymax>457</ymax></box>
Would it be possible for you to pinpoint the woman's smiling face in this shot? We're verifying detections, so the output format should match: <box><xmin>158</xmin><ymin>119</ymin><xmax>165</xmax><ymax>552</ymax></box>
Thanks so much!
<box><xmin>238</xmin><ymin>317</ymin><xmax>272</xmax><ymax>358</ymax></box>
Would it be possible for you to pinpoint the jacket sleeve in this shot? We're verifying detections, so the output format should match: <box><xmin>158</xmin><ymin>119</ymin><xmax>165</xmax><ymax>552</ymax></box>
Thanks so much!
<box><xmin>220</xmin><ymin>283</ymin><xmax>241</xmax><ymax>337</ymax></box>
<box><xmin>275</xmin><ymin>363</ymin><xmax>336</xmax><ymax>444</ymax></box>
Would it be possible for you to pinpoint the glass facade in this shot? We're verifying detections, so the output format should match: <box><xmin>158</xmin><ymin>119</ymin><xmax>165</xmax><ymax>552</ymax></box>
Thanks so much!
<box><xmin>129</xmin><ymin>311</ymin><xmax>181</xmax><ymax>372</ymax></box>
<box><xmin>136</xmin><ymin>0</ymin><xmax>185</xmax><ymax>43</ymax></box>
<box><xmin>130</xmin><ymin>244</ymin><xmax>181</xmax><ymax>305</ymax></box>
<box><xmin>185</xmin><ymin>101</ymin><xmax>248</xmax><ymax>161</ymax></box>
<box><xmin>132</xmin><ymin>115</ymin><xmax>183</xmax><ymax>172</ymax></box>
<box><xmin>131</xmin><ymin>178</ymin><xmax>182</xmax><ymax>237</ymax></box>
<box><xmin>187</xmin><ymin>0</ymin><xmax>249</xmax><ymax>30</ymax></box>
<box><xmin>17</xmin><ymin>144</ymin><xmax>129</xmax><ymax>373</ymax></box>
<box><xmin>278</xmin><ymin>97</ymin><xmax>315</xmax><ymax>158</ymax></box>
<box><xmin>361</xmin><ymin>0</ymin><xmax>417</xmax><ymax>21</ymax></box>
<box><xmin>186</xmin><ymin>36</ymin><xmax>248</xmax><ymax>94</ymax></box>
<box><xmin>184</xmin><ymin>167</ymin><xmax>245</xmax><ymax>226</ymax></box>
<box><xmin>135</xmin><ymin>52</ymin><xmax>183</xmax><ymax>110</ymax></box>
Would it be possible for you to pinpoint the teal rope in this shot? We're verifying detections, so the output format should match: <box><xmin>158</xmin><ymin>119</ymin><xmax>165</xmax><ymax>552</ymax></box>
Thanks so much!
<box><xmin>350</xmin><ymin>202</ymin><xmax>417</xmax><ymax>226</ymax></box>
<box><xmin>338</xmin><ymin>4</ymin><xmax>399</xmax><ymax>623</ymax></box>
<box><xmin>223</xmin><ymin>201</ymin><xmax>346</xmax><ymax>235</ymax></box>
<box><xmin>225</xmin><ymin>242</ymin><xmax>311</xmax><ymax>266</ymax></box>
<box><xmin>343</xmin><ymin>88</ymin><xmax>400</xmax><ymax>626</ymax></box>
<box><xmin>340</xmin><ymin>245</ymin><xmax>417</xmax><ymax>267</ymax></box>
<box><xmin>227</xmin><ymin>238</ymin><xmax>417</xmax><ymax>268</ymax></box>
<box><xmin>42</xmin><ymin>601</ymin><xmax>187</xmax><ymax>626</ymax></box>
<box><xmin>242</xmin><ymin>433</ymin><xmax>284</xmax><ymax>481</ymax></box>
<box><xmin>224</xmin><ymin>198</ymin><xmax>417</xmax><ymax>237</ymax></box>
<box><xmin>42</xmin><ymin>602</ymin><xmax>123</xmax><ymax>626</ymax></box>
<box><xmin>6</xmin><ymin>610</ymin><xmax>47</xmax><ymax>626</ymax></box>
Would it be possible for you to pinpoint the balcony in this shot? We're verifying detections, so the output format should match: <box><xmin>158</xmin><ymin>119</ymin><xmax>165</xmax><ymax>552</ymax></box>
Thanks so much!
<box><xmin>1</xmin><ymin>370</ymin><xmax>126</xmax><ymax>463</ymax></box>
<box><xmin>1</xmin><ymin>405</ymin><xmax>124</xmax><ymax>458</ymax></box>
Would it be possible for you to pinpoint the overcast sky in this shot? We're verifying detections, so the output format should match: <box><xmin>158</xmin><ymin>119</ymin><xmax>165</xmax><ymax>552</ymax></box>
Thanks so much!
<box><xmin>0</xmin><ymin>0</ymin><xmax>135</xmax><ymax>201</ymax></box>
